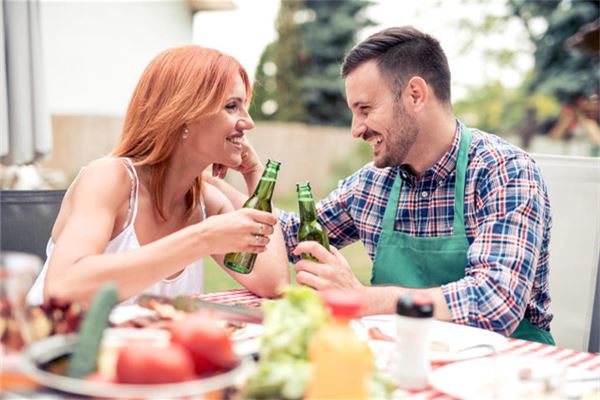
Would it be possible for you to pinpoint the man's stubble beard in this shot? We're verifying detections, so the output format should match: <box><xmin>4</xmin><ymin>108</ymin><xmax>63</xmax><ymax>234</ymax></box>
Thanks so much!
<box><xmin>375</xmin><ymin>102</ymin><xmax>420</xmax><ymax>168</ymax></box>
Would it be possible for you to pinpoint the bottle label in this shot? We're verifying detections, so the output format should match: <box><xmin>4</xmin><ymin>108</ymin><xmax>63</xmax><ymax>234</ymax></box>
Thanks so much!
<box><xmin>298</xmin><ymin>196</ymin><xmax>313</xmax><ymax>202</ymax></box>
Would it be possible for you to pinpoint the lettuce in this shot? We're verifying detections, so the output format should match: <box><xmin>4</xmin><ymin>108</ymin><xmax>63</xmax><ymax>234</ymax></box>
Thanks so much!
<box><xmin>242</xmin><ymin>285</ymin><xmax>395</xmax><ymax>399</ymax></box>
<box><xmin>242</xmin><ymin>285</ymin><xmax>327</xmax><ymax>399</ymax></box>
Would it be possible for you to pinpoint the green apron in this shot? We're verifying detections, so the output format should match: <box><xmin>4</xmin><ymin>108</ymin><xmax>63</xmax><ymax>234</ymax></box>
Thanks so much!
<box><xmin>371</xmin><ymin>127</ymin><xmax>554</xmax><ymax>345</ymax></box>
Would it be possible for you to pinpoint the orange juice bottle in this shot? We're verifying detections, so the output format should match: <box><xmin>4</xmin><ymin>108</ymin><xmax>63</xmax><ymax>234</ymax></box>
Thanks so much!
<box><xmin>305</xmin><ymin>290</ymin><xmax>373</xmax><ymax>400</ymax></box>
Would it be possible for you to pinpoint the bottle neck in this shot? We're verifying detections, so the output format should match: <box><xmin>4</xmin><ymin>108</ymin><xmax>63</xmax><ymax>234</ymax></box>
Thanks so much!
<box><xmin>252</xmin><ymin>174</ymin><xmax>276</xmax><ymax>201</ymax></box>
<box><xmin>298</xmin><ymin>190</ymin><xmax>318</xmax><ymax>222</ymax></box>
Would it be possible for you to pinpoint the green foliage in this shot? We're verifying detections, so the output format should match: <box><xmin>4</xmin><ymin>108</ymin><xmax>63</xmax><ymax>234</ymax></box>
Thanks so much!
<box><xmin>454</xmin><ymin>0</ymin><xmax>597</xmax><ymax>143</ymax></box>
<box><xmin>252</xmin><ymin>0</ymin><xmax>373</xmax><ymax>126</ymax></box>
<box><xmin>300</xmin><ymin>0</ymin><xmax>374</xmax><ymax>126</ymax></box>
<box><xmin>453</xmin><ymin>79</ymin><xmax>559</xmax><ymax>136</ymax></box>
<box><xmin>250</xmin><ymin>42</ymin><xmax>278</xmax><ymax>121</ymax></box>
<box><xmin>509</xmin><ymin>0</ymin><xmax>600</xmax><ymax>103</ymax></box>
<box><xmin>251</xmin><ymin>1</ymin><xmax>305</xmax><ymax>122</ymax></box>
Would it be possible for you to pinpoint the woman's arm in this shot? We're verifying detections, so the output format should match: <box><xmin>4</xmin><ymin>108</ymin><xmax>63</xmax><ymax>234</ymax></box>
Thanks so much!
<box><xmin>203</xmin><ymin>183</ymin><xmax>290</xmax><ymax>298</ymax></box>
<box><xmin>45</xmin><ymin>158</ymin><xmax>277</xmax><ymax>303</ymax></box>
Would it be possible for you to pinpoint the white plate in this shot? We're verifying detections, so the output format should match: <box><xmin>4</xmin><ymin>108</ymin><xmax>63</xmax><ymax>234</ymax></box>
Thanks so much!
<box><xmin>109</xmin><ymin>304</ymin><xmax>157</xmax><ymax>325</ymax></box>
<box><xmin>109</xmin><ymin>304</ymin><xmax>264</xmax><ymax>356</ymax></box>
<box><xmin>230</xmin><ymin>323</ymin><xmax>263</xmax><ymax>341</ymax></box>
<box><xmin>430</xmin><ymin>355</ymin><xmax>600</xmax><ymax>399</ymax></box>
<box><xmin>20</xmin><ymin>334</ymin><xmax>254</xmax><ymax>399</ymax></box>
<box><xmin>352</xmin><ymin>315</ymin><xmax>508</xmax><ymax>364</ymax></box>
<box><xmin>231</xmin><ymin>323</ymin><xmax>263</xmax><ymax>356</ymax></box>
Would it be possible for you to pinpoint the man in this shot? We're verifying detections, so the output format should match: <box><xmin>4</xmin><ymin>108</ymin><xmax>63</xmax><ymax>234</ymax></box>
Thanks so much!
<box><xmin>212</xmin><ymin>26</ymin><xmax>553</xmax><ymax>344</ymax></box>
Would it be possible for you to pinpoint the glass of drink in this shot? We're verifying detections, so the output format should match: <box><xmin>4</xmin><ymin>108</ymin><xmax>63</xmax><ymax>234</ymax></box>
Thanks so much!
<box><xmin>1</xmin><ymin>252</ymin><xmax>42</xmax><ymax>353</ymax></box>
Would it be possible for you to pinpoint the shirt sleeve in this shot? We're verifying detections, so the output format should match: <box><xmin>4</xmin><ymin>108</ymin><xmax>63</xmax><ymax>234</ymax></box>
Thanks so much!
<box><xmin>441</xmin><ymin>155</ymin><xmax>549</xmax><ymax>336</ymax></box>
<box><xmin>278</xmin><ymin>170</ymin><xmax>362</xmax><ymax>263</ymax></box>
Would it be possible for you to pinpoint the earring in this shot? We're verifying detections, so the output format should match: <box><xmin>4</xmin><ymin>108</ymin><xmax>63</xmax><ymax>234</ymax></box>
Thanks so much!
<box><xmin>182</xmin><ymin>125</ymin><xmax>189</xmax><ymax>140</ymax></box>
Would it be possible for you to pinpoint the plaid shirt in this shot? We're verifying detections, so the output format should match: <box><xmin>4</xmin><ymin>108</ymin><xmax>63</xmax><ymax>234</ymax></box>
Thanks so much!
<box><xmin>279</xmin><ymin>122</ymin><xmax>553</xmax><ymax>336</ymax></box>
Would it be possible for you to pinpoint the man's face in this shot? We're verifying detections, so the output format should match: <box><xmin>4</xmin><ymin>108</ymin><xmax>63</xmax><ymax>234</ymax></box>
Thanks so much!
<box><xmin>345</xmin><ymin>60</ymin><xmax>419</xmax><ymax>168</ymax></box>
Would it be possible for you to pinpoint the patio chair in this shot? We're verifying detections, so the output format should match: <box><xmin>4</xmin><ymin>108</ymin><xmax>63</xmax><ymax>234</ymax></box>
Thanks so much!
<box><xmin>532</xmin><ymin>154</ymin><xmax>600</xmax><ymax>352</ymax></box>
<box><xmin>0</xmin><ymin>190</ymin><xmax>65</xmax><ymax>261</ymax></box>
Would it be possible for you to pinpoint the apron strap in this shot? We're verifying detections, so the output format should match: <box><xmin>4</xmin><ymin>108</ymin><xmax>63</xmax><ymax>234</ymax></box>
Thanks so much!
<box><xmin>452</xmin><ymin>125</ymin><xmax>473</xmax><ymax>236</ymax></box>
<box><xmin>381</xmin><ymin>171</ymin><xmax>403</xmax><ymax>231</ymax></box>
<box><xmin>382</xmin><ymin>126</ymin><xmax>473</xmax><ymax>235</ymax></box>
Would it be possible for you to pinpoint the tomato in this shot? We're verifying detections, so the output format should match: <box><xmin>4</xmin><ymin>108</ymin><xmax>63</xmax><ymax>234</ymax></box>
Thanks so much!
<box><xmin>115</xmin><ymin>343</ymin><xmax>195</xmax><ymax>384</ymax></box>
<box><xmin>169</xmin><ymin>315</ymin><xmax>239</xmax><ymax>376</ymax></box>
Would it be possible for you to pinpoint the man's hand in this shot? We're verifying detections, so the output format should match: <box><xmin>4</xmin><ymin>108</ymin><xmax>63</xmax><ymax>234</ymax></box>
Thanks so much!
<box><xmin>292</xmin><ymin>242</ymin><xmax>453</xmax><ymax>318</ymax></box>
<box><xmin>292</xmin><ymin>241</ymin><xmax>365</xmax><ymax>292</ymax></box>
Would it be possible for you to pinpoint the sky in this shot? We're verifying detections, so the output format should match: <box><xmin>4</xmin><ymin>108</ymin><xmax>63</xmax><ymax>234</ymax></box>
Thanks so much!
<box><xmin>193</xmin><ymin>0</ymin><xmax>535</xmax><ymax>102</ymax></box>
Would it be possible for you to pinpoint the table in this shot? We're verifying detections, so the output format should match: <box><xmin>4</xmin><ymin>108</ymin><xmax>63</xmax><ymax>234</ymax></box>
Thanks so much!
<box><xmin>198</xmin><ymin>289</ymin><xmax>600</xmax><ymax>399</ymax></box>
<box><xmin>4</xmin><ymin>289</ymin><xmax>599</xmax><ymax>399</ymax></box>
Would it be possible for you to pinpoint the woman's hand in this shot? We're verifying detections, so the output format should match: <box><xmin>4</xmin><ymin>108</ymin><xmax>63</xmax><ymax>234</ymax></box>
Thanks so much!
<box><xmin>198</xmin><ymin>208</ymin><xmax>277</xmax><ymax>255</ymax></box>
<box><xmin>212</xmin><ymin>137</ymin><xmax>263</xmax><ymax>182</ymax></box>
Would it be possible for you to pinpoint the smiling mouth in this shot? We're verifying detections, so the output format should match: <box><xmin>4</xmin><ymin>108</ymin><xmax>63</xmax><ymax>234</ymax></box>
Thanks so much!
<box><xmin>226</xmin><ymin>136</ymin><xmax>243</xmax><ymax>146</ymax></box>
<box><xmin>363</xmin><ymin>130</ymin><xmax>383</xmax><ymax>145</ymax></box>
<box><xmin>366</xmin><ymin>136</ymin><xmax>383</xmax><ymax>146</ymax></box>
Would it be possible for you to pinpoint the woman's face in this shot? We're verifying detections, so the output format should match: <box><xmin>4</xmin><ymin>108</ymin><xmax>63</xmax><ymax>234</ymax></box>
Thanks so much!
<box><xmin>185</xmin><ymin>74</ymin><xmax>254</xmax><ymax>168</ymax></box>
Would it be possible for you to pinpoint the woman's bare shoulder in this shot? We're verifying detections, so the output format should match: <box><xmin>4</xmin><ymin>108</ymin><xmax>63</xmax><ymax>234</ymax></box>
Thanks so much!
<box><xmin>51</xmin><ymin>158</ymin><xmax>133</xmax><ymax>239</ymax></box>
<box><xmin>67</xmin><ymin>157</ymin><xmax>133</xmax><ymax>205</ymax></box>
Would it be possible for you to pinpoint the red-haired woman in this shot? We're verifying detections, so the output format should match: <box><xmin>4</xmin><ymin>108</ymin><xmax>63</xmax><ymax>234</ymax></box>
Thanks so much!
<box><xmin>27</xmin><ymin>46</ymin><xmax>289</xmax><ymax>305</ymax></box>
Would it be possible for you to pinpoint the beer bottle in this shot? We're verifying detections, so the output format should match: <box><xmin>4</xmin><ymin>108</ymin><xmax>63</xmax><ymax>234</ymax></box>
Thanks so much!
<box><xmin>223</xmin><ymin>159</ymin><xmax>281</xmax><ymax>274</ymax></box>
<box><xmin>296</xmin><ymin>181</ymin><xmax>330</xmax><ymax>261</ymax></box>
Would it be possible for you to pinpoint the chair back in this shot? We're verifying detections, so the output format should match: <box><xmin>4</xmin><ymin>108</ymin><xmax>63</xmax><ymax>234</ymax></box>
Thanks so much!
<box><xmin>532</xmin><ymin>154</ymin><xmax>600</xmax><ymax>352</ymax></box>
<box><xmin>0</xmin><ymin>190</ymin><xmax>65</xmax><ymax>260</ymax></box>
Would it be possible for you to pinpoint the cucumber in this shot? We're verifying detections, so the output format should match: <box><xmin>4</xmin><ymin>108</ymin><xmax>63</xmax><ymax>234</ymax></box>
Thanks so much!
<box><xmin>67</xmin><ymin>283</ymin><xmax>118</xmax><ymax>378</ymax></box>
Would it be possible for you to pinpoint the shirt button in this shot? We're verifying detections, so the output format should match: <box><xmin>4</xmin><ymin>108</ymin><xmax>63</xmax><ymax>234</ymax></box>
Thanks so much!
<box><xmin>421</xmin><ymin>191</ymin><xmax>429</xmax><ymax>198</ymax></box>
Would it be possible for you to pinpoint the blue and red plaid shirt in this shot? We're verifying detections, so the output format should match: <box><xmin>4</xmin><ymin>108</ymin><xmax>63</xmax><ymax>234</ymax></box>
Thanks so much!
<box><xmin>279</xmin><ymin>122</ymin><xmax>553</xmax><ymax>336</ymax></box>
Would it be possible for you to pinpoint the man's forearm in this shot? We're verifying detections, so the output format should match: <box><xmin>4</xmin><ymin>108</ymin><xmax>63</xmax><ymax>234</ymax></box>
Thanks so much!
<box><xmin>362</xmin><ymin>285</ymin><xmax>452</xmax><ymax>321</ymax></box>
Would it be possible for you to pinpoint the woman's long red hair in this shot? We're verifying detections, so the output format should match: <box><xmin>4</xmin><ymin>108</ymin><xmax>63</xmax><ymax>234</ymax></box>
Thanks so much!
<box><xmin>112</xmin><ymin>45</ymin><xmax>251</xmax><ymax>220</ymax></box>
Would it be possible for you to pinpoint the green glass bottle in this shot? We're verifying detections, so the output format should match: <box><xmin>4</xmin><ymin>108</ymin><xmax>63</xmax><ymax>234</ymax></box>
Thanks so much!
<box><xmin>297</xmin><ymin>181</ymin><xmax>330</xmax><ymax>261</ymax></box>
<box><xmin>224</xmin><ymin>159</ymin><xmax>281</xmax><ymax>274</ymax></box>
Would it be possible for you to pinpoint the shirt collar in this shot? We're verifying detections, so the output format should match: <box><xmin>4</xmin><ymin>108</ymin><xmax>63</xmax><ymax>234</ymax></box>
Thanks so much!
<box><xmin>398</xmin><ymin>120</ymin><xmax>462</xmax><ymax>185</ymax></box>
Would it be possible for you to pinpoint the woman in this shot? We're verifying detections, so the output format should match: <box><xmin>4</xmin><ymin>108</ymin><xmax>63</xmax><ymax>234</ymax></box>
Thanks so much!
<box><xmin>27</xmin><ymin>45</ymin><xmax>289</xmax><ymax>305</ymax></box>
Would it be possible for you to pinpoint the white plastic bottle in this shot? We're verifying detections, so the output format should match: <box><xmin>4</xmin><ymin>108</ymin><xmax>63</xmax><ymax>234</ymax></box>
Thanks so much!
<box><xmin>394</xmin><ymin>293</ymin><xmax>434</xmax><ymax>390</ymax></box>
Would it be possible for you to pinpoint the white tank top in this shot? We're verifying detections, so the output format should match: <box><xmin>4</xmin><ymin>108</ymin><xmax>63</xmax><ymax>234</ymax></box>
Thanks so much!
<box><xmin>27</xmin><ymin>158</ymin><xmax>205</xmax><ymax>306</ymax></box>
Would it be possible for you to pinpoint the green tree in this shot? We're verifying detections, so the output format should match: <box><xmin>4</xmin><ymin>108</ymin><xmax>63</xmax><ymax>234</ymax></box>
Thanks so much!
<box><xmin>509</xmin><ymin>0</ymin><xmax>599</xmax><ymax>104</ymax></box>
<box><xmin>251</xmin><ymin>1</ymin><xmax>305</xmax><ymax>121</ymax></box>
<box><xmin>252</xmin><ymin>0</ymin><xmax>373</xmax><ymax>126</ymax></box>
<box><xmin>453</xmin><ymin>78</ymin><xmax>560</xmax><ymax>141</ymax></box>
<box><xmin>452</xmin><ymin>0</ymin><xmax>598</xmax><ymax>147</ymax></box>
<box><xmin>300</xmin><ymin>0</ymin><xmax>373</xmax><ymax>126</ymax></box>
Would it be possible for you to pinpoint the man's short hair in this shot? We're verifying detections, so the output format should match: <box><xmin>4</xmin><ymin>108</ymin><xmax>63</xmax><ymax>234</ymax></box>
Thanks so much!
<box><xmin>341</xmin><ymin>26</ymin><xmax>451</xmax><ymax>104</ymax></box>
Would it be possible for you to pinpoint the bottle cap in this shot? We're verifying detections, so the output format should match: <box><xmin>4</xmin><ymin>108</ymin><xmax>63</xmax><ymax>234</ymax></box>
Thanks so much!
<box><xmin>296</xmin><ymin>181</ymin><xmax>311</xmax><ymax>190</ymax></box>
<box><xmin>266</xmin><ymin>159</ymin><xmax>281</xmax><ymax>170</ymax></box>
<box><xmin>395</xmin><ymin>293</ymin><xmax>433</xmax><ymax>318</ymax></box>
<box><xmin>321</xmin><ymin>290</ymin><xmax>363</xmax><ymax>319</ymax></box>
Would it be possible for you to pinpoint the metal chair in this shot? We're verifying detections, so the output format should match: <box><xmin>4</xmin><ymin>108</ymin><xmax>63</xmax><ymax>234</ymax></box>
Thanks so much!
<box><xmin>0</xmin><ymin>190</ymin><xmax>65</xmax><ymax>260</ymax></box>
<box><xmin>533</xmin><ymin>154</ymin><xmax>600</xmax><ymax>352</ymax></box>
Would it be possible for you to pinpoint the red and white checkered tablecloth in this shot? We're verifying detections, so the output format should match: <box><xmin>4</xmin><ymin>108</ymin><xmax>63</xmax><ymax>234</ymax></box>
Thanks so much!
<box><xmin>413</xmin><ymin>339</ymin><xmax>600</xmax><ymax>399</ymax></box>
<box><xmin>196</xmin><ymin>288</ymin><xmax>264</xmax><ymax>308</ymax></box>
<box><xmin>197</xmin><ymin>288</ymin><xmax>600</xmax><ymax>399</ymax></box>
